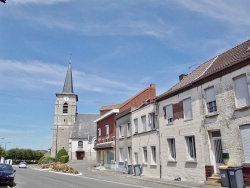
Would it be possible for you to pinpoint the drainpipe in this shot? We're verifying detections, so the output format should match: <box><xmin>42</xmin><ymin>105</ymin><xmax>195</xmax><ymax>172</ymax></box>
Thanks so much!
<box><xmin>155</xmin><ymin>99</ymin><xmax>162</xmax><ymax>179</ymax></box>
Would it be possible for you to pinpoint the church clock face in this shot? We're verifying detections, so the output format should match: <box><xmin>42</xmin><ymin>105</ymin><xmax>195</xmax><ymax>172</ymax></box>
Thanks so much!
<box><xmin>63</xmin><ymin>96</ymin><xmax>69</xmax><ymax>101</ymax></box>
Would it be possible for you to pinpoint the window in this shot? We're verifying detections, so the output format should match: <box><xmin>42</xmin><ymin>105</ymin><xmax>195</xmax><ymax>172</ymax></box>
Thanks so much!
<box><xmin>183</xmin><ymin>97</ymin><xmax>193</xmax><ymax>120</ymax></box>
<box><xmin>78</xmin><ymin>141</ymin><xmax>83</xmax><ymax>149</ymax></box>
<box><xmin>119</xmin><ymin>148</ymin><xmax>124</xmax><ymax>161</ymax></box>
<box><xmin>205</xmin><ymin>87</ymin><xmax>217</xmax><ymax>113</ymax></box>
<box><xmin>149</xmin><ymin>112</ymin><xmax>156</xmax><ymax>130</ymax></box>
<box><xmin>151</xmin><ymin>146</ymin><xmax>156</xmax><ymax>164</ymax></box>
<box><xmin>134</xmin><ymin>152</ymin><xmax>139</xmax><ymax>164</ymax></box>
<box><xmin>234</xmin><ymin>75</ymin><xmax>250</xmax><ymax>108</ymax></box>
<box><xmin>166</xmin><ymin>104</ymin><xmax>174</xmax><ymax>124</ymax></box>
<box><xmin>167</xmin><ymin>138</ymin><xmax>176</xmax><ymax>160</ymax></box>
<box><xmin>141</xmin><ymin>115</ymin><xmax>146</xmax><ymax>132</ymax></box>
<box><xmin>98</xmin><ymin>128</ymin><xmax>101</xmax><ymax>140</ymax></box>
<box><xmin>186</xmin><ymin>136</ymin><xmax>196</xmax><ymax>160</ymax></box>
<box><xmin>106</xmin><ymin>125</ymin><xmax>109</xmax><ymax>138</ymax></box>
<box><xmin>63</xmin><ymin>103</ymin><xmax>68</xmax><ymax>113</ymax></box>
<box><xmin>128</xmin><ymin>147</ymin><xmax>132</xmax><ymax>164</ymax></box>
<box><xmin>119</xmin><ymin>125</ymin><xmax>125</xmax><ymax>138</ymax></box>
<box><xmin>134</xmin><ymin>118</ymin><xmax>138</xmax><ymax>133</ymax></box>
<box><xmin>240</xmin><ymin>124</ymin><xmax>250</xmax><ymax>163</ymax></box>
<box><xmin>143</xmin><ymin>147</ymin><xmax>147</xmax><ymax>163</ymax></box>
<box><xmin>127</xmin><ymin>123</ymin><xmax>131</xmax><ymax>136</ymax></box>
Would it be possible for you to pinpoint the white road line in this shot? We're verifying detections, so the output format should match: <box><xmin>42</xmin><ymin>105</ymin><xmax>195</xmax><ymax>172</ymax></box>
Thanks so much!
<box><xmin>79</xmin><ymin>175</ymin><xmax>151</xmax><ymax>188</ymax></box>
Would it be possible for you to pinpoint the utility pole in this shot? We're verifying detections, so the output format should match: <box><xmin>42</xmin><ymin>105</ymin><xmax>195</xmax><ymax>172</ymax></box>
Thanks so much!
<box><xmin>1</xmin><ymin>142</ymin><xmax>11</xmax><ymax>150</ymax></box>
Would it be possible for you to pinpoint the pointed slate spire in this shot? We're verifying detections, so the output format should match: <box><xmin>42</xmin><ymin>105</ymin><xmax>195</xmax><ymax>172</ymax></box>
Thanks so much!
<box><xmin>62</xmin><ymin>63</ymin><xmax>74</xmax><ymax>94</ymax></box>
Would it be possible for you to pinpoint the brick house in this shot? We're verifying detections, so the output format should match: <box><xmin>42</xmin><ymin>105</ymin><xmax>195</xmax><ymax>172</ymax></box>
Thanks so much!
<box><xmin>155</xmin><ymin>39</ymin><xmax>250</xmax><ymax>185</ymax></box>
<box><xmin>94</xmin><ymin>84</ymin><xmax>156</xmax><ymax>169</ymax></box>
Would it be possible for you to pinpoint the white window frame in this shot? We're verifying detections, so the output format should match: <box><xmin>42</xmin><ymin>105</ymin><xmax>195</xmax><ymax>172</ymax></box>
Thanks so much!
<box><xmin>167</xmin><ymin>138</ymin><xmax>176</xmax><ymax>160</ymax></box>
<box><xmin>127</xmin><ymin>123</ymin><xmax>131</xmax><ymax>137</ymax></box>
<box><xmin>149</xmin><ymin>112</ymin><xmax>156</xmax><ymax>130</ymax></box>
<box><xmin>141</xmin><ymin>115</ymin><xmax>147</xmax><ymax>132</ymax></box>
<box><xmin>205</xmin><ymin>87</ymin><xmax>217</xmax><ymax>113</ymax></box>
<box><xmin>119</xmin><ymin>148</ymin><xmax>124</xmax><ymax>162</ymax></box>
<box><xmin>143</xmin><ymin>147</ymin><xmax>147</xmax><ymax>164</ymax></box>
<box><xmin>98</xmin><ymin>128</ymin><xmax>101</xmax><ymax>140</ymax></box>
<box><xmin>78</xmin><ymin>141</ymin><xmax>83</xmax><ymax>149</ymax></box>
<box><xmin>106</xmin><ymin>125</ymin><xmax>109</xmax><ymax>138</ymax></box>
<box><xmin>240</xmin><ymin>124</ymin><xmax>250</xmax><ymax>163</ymax></box>
<box><xmin>183</xmin><ymin>97</ymin><xmax>193</xmax><ymax>120</ymax></box>
<box><xmin>186</xmin><ymin>135</ymin><xmax>196</xmax><ymax>160</ymax></box>
<box><xmin>119</xmin><ymin>125</ymin><xmax>125</xmax><ymax>138</ymax></box>
<box><xmin>166</xmin><ymin>104</ymin><xmax>174</xmax><ymax>124</ymax></box>
<box><xmin>151</xmin><ymin>146</ymin><xmax>157</xmax><ymax>165</ymax></box>
<box><xmin>134</xmin><ymin>118</ymin><xmax>138</xmax><ymax>133</ymax></box>
<box><xmin>134</xmin><ymin>152</ymin><xmax>139</xmax><ymax>164</ymax></box>
<box><xmin>234</xmin><ymin>75</ymin><xmax>250</xmax><ymax>108</ymax></box>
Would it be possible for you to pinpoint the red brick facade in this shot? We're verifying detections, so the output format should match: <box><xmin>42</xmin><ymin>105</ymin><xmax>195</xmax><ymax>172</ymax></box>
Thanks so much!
<box><xmin>95</xmin><ymin>84</ymin><xmax>156</xmax><ymax>146</ymax></box>
<box><xmin>96</xmin><ymin>113</ymin><xmax>116</xmax><ymax>143</ymax></box>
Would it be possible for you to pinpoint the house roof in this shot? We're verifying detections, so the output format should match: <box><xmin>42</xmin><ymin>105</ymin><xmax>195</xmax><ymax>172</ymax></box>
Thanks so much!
<box><xmin>100</xmin><ymin>104</ymin><xmax>122</xmax><ymax>111</ymax></box>
<box><xmin>70</xmin><ymin>114</ymin><xmax>100</xmax><ymax>139</ymax></box>
<box><xmin>156</xmin><ymin>39</ymin><xmax>250</xmax><ymax>101</ymax></box>
<box><xmin>119</xmin><ymin>84</ymin><xmax>155</xmax><ymax>110</ymax></box>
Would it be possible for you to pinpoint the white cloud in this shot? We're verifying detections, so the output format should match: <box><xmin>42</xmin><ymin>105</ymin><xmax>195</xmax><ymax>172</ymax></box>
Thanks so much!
<box><xmin>0</xmin><ymin>59</ymin><xmax>142</xmax><ymax>95</ymax></box>
<box><xmin>176</xmin><ymin>0</ymin><xmax>250</xmax><ymax>25</ymax></box>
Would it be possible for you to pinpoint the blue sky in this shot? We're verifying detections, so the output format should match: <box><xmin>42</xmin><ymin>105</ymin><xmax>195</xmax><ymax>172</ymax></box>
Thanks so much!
<box><xmin>0</xmin><ymin>0</ymin><xmax>249</xmax><ymax>150</ymax></box>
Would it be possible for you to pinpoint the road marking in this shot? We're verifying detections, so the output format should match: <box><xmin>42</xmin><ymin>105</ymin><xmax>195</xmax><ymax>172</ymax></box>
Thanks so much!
<box><xmin>79</xmin><ymin>176</ymin><xmax>151</xmax><ymax>188</ymax></box>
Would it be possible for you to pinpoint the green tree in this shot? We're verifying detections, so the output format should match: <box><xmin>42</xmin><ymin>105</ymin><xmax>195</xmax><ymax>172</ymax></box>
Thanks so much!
<box><xmin>55</xmin><ymin>148</ymin><xmax>68</xmax><ymax>162</ymax></box>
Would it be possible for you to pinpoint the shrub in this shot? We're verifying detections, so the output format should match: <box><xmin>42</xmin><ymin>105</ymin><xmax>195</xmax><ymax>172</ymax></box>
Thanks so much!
<box><xmin>60</xmin><ymin>155</ymin><xmax>69</xmax><ymax>164</ymax></box>
<box><xmin>55</xmin><ymin>148</ymin><xmax>68</xmax><ymax>162</ymax></box>
<box><xmin>38</xmin><ymin>156</ymin><xmax>55</xmax><ymax>164</ymax></box>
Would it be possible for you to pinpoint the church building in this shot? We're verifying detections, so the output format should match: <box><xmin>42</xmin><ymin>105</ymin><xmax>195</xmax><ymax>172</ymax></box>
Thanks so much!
<box><xmin>50</xmin><ymin>63</ymin><xmax>99</xmax><ymax>161</ymax></box>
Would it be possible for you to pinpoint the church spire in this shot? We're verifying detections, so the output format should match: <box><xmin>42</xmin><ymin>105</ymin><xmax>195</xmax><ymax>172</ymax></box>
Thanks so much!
<box><xmin>62</xmin><ymin>62</ymin><xmax>74</xmax><ymax>94</ymax></box>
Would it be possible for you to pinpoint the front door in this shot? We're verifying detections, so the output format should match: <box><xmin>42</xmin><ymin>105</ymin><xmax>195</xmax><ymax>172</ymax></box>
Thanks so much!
<box><xmin>76</xmin><ymin>151</ymin><xmax>85</xmax><ymax>160</ymax></box>
<box><xmin>211</xmin><ymin>131</ymin><xmax>223</xmax><ymax>174</ymax></box>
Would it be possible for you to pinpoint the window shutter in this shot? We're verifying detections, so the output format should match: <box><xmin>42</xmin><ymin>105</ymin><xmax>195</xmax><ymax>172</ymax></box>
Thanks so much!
<box><xmin>205</xmin><ymin>87</ymin><xmax>216</xmax><ymax>103</ymax></box>
<box><xmin>234</xmin><ymin>75</ymin><xmax>250</xmax><ymax>108</ymax></box>
<box><xmin>166</xmin><ymin>105</ymin><xmax>173</xmax><ymax>119</ymax></box>
<box><xmin>183</xmin><ymin>98</ymin><xmax>192</xmax><ymax>120</ymax></box>
<box><xmin>240</xmin><ymin>125</ymin><xmax>250</xmax><ymax>162</ymax></box>
<box><xmin>163</xmin><ymin>106</ymin><xmax>166</xmax><ymax>119</ymax></box>
<box><xmin>173</xmin><ymin>101</ymin><xmax>183</xmax><ymax>120</ymax></box>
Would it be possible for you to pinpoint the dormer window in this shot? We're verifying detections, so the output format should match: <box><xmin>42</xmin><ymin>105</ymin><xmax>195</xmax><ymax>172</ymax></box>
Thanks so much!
<box><xmin>63</xmin><ymin>103</ymin><xmax>68</xmax><ymax>113</ymax></box>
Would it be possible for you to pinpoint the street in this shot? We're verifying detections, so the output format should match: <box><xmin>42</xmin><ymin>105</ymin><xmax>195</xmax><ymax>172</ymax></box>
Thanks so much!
<box><xmin>5</xmin><ymin>164</ymin><xmax>178</xmax><ymax>188</ymax></box>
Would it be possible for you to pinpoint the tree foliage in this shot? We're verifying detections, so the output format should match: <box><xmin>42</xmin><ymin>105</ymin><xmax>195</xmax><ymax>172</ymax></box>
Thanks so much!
<box><xmin>55</xmin><ymin>148</ymin><xmax>68</xmax><ymax>162</ymax></box>
<box><xmin>5</xmin><ymin>148</ymin><xmax>44</xmax><ymax>162</ymax></box>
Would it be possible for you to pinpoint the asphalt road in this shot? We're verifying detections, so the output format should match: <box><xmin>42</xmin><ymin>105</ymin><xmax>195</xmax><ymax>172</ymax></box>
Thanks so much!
<box><xmin>4</xmin><ymin>163</ymin><xmax>177</xmax><ymax>188</ymax></box>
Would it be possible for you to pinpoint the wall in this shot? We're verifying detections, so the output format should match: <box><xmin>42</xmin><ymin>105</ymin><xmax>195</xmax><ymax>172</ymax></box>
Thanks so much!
<box><xmin>131</xmin><ymin>103</ymin><xmax>160</xmax><ymax>178</ymax></box>
<box><xmin>158</xmin><ymin>87</ymin><xmax>206</xmax><ymax>183</ymax></box>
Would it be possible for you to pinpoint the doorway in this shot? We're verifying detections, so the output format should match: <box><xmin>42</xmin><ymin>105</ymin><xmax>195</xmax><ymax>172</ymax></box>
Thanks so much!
<box><xmin>76</xmin><ymin>151</ymin><xmax>85</xmax><ymax>160</ymax></box>
<box><xmin>211</xmin><ymin>131</ymin><xmax>223</xmax><ymax>174</ymax></box>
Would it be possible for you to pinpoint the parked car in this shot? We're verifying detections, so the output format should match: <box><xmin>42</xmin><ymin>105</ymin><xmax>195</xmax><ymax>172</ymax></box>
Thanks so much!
<box><xmin>19</xmin><ymin>161</ymin><xmax>27</xmax><ymax>168</ymax></box>
<box><xmin>0</xmin><ymin>163</ymin><xmax>16</xmax><ymax>187</ymax></box>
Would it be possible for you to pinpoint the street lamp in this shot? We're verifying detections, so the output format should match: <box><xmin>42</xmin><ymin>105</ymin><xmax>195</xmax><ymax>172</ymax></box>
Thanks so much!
<box><xmin>1</xmin><ymin>142</ymin><xmax>11</xmax><ymax>150</ymax></box>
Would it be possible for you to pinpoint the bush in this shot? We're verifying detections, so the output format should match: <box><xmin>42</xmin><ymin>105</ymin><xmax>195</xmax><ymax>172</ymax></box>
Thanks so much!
<box><xmin>38</xmin><ymin>156</ymin><xmax>55</xmax><ymax>164</ymax></box>
<box><xmin>60</xmin><ymin>155</ymin><xmax>69</xmax><ymax>164</ymax></box>
<box><xmin>55</xmin><ymin>148</ymin><xmax>68</xmax><ymax>162</ymax></box>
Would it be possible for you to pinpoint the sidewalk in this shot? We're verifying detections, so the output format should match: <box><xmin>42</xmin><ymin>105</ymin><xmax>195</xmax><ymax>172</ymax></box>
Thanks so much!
<box><xmin>88</xmin><ymin>166</ymin><xmax>222</xmax><ymax>188</ymax></box>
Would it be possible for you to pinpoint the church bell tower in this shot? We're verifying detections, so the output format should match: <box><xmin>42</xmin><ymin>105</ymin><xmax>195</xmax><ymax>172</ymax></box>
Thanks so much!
<box><xmin>51</xmin><ymin>63</ymin><xmax>78</xmax><ymax>157</ymax></box>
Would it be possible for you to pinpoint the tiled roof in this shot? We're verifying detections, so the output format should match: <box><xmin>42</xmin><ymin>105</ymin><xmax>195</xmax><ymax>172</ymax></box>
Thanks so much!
<box><xmin>201</xmin><ymin>39</ymin><xmax>250</xmax><ymax>78</ymax></box>
<box><xmin>100</xmin><ymin>104</ymin><xmax>122</xmax><ymax>111</ymax></box>
<box><xmin>70</xmin><ymin>113</ymin><xmax>100</xmax><ymax>139</ymax></box>
<box><xmin>156</xmin><ymin>39</ymin><xmax>250</xmax><ymax>101</ymax></box>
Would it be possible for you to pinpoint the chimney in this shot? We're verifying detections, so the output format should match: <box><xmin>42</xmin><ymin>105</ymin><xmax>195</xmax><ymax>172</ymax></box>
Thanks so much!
<box><xmin>150</xmin><ymin>84</ymin><xmax>156</xmax><ymax>88</ymax></box>
<box><xmin>179</xmin><ymin>74</ymin><xmax>188</xmax><ymax>81</ymax></box>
